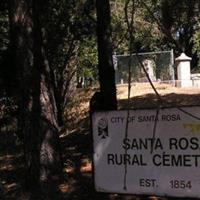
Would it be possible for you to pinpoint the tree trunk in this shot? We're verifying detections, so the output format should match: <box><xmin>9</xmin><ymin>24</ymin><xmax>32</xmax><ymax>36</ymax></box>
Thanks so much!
<box><xmin>8</xmin><ymin>0</ymin><xmax>62</xmax><ymax>197</ymax></box>
<box><xmin>96</xmin><ymin>0</ymin><xmax>117</xmax><ymax>110</ymax></box>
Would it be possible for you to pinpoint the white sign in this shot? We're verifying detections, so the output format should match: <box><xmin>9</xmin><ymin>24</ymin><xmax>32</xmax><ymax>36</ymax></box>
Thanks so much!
<box><xmin>92</xmin><ymin>107</ymin><xmax>200</xmax><ymax>198</ymax></box>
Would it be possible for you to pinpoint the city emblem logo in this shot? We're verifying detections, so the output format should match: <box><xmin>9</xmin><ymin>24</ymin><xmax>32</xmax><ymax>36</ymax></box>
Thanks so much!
<box><xmin>97</xmin><ymin>118</ymin><xmax>108</xmax><ymax>139</ymax></box>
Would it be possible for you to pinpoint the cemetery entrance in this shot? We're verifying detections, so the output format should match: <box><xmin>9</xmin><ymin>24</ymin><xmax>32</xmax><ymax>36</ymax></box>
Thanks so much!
<box><xmin>92</xmin><ymin>107</ymin><xmax>200</xmax><ymax>198</ymax></box>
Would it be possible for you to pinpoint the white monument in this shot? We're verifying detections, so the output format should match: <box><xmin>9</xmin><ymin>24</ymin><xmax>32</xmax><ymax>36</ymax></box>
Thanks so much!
<box><xmin>175</xmin><ymin>53</ymin><xmax>192</xmax><ymax>87</ymax></box>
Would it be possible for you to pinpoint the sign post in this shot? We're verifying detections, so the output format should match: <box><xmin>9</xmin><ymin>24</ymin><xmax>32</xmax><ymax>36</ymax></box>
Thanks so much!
<box><xmin>92</xmin><ymin>107</ymin><xmax>200</xmax><ymax>198</ymax></box>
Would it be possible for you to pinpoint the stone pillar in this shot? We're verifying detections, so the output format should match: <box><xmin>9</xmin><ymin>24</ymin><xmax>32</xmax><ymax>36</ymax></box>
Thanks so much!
<box><xmin>175</xmin><ymin>52</ymin><xmax>192</xmax><ymax>87</ymax></box>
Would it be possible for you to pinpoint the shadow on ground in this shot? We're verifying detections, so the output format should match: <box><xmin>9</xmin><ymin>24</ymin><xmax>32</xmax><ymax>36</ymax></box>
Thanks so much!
<box><xmin>118</xmin><ymin>93</ymin><xmax>200</xmax><ymax>109</ymax></box>
<box><xmin>1</xmin><ymin>92</ymin><xmax>199</xmax><ymax>199</ymax></box>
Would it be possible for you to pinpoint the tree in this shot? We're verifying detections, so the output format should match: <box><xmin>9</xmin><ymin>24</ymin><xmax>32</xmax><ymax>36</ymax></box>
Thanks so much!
<box><xmin>8</xmin><ymin>0</ymin><xmax>62</xmax><ymax>197</ymax></box>
<box><xmin>138</xmin><ymin>0</ymin><xmax>200</xmax><ymax>68</ymax></box>
<box><xmin>77</xmin><ymin>37</ymin><xmax>98</xmax><ymax>87</ymax></box>
<box><xmin>0</xmin><ymin>0</ymin><xmax>8</xmax><ymax>53</ymax></box>
<box><xmin>160</xmin><ymin>0</ymin><xmax>200</xmax><ymax>69</ymax></box>
<box><xmin>96</xmin><ymin>0</ymin><xmax>117</xmax><ymax>110</ymax></box>
<box><xmin>191</xmin><ymin>21</ymin><xmax>200</xmax><ymax>69</ymax></box>
<box><xmin>0</xmin><ymin>0</ymin><xmax>13</xmax><ymax>96</ymax></box>
<box><xmin>45</xmin><ymin>0</ymin><xmax>96</xmax><ymax>126</ymax></box>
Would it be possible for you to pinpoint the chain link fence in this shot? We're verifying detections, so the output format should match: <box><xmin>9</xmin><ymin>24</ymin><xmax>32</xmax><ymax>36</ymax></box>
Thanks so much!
<box><xmin>114</xmin><ymin>50</ymin><xmax>174</xmax><ymax>85</ymax></box>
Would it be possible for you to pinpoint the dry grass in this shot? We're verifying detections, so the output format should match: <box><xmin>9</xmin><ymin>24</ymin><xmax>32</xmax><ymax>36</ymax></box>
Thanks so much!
<box><xmin>117</xmin><ymin>82</ymin><xmax>200</xmax><ymax>99</ymax></box>
<box><xmin>1</xmin><ymin>84</ymin><xmax>200</xmax><ymax>199</ymax></box>
<box><xmin>64</xmin><ymin>83</ymin><xmax>200</xmax><ymax>121</ymax></box>
<box><xmin>63</xmin><ymin>88</ymin><xmax>95</xmax><ymax>130</ymax></box>
<box><xmin>117</xmin><ymin>83</ymin><xmax>200</xmax><ymax>109</ymax></box>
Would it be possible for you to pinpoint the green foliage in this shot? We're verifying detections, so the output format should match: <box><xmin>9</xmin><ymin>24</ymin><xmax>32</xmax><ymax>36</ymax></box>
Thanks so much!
<box><xmin>0</xmin><ymin>1</ymin><xmax>9</xmax><ymax>55</ymax></box>
<box><xmin>0</xmin><ymin>1</ymin><xmax>9</xmax><ymax>94</ymax></box>
<box><xmin>191</xmin><ymin>22</ymin><xmax>200</xmax><ymax>70</ymax></box>
<box><xmin>110</xmin><ymin>1</ymin><xmax>128</xmax><ymax>53</ymax></box>
<box><xmin>45</xmin><ymin>0</ymin><xmax>96</xmax><ymax>68</ymax></box>
<box><xmin>110</xmin><ymin>0</ymin><xmax>165</xmax><ymax>54</ymax></box>
<box><xmin>110</xmin><ymin>0</ymin><xmax>200</xmax><ymax>70</ymax></box>
<box><xmin>77</xmin><ymin>38</ymin><xmax>98</xmax><ymax>81</ymax></box>
<box><xmin>0</xmin><ymin>13</ymin><xmax>8</xmax><ymax>51</ymax></box>
<box><xmin>1</xmin><ymin>0</ymin><xmax>200</xmax><ymax>91</ymax></box>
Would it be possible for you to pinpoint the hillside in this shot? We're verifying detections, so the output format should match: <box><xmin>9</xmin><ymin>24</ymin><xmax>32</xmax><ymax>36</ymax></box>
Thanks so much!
<box><xmin>1</xmin><ymin>83</ymin><xmax>199</xmax><ymax>199</ymax></box>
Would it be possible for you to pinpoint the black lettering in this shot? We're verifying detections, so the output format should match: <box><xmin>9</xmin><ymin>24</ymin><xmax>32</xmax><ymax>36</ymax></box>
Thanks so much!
<box><xmin>115</xmin><ymin>154</ymin><xmax>123</xmax><ymax>165</ymax></box>
<box><xmin>163</xmin><ymin>153</ymin><xmax>170</xmax><ymax>166</ymax></box>
<box><xmin>190</xmin><ymin>137</ymin><xmax>199</xmax><ymax>150</ymax></box>
<box><xmin>169</xmin><ymin>138</ymin><xmax>178</xmax><ymax>150</ymax></box>
<box><xmin>128</xmin><ymin>116</ymin><xmax>135</xmax><ymax>123</ymax></box>
<box><xmin>153</xmin><ymin>154</ymin><xmax>161</xmax><ymax>166</ymax></box>
<box><xmin>107</xmin><ymin>154</ymin><xmax>147</xmax><ymax>166</ymax></box>
<box><xmin>123</xmin><ymin>138</ymin><xmax>164</xmax><ymax>150</ymax></box>
<box><xmin>192</xmin><ymin>155</ymin><xmax>200</xmax><ymax>167</ymax></box>
<box><xmin>123</xmin><ymin>138</ymin><xmax>130</xmax><ymax>150</ymax></box>
<box><xmin>124</xmin><ymin>154</ymin><xmax>131</xmax><ymax>165</ymax></box>
<box><xmin>138</xmin><ymin>115</ymin><xmax>157</xmax><ymax>122</ymax></box>
<box><xmin>138</xmin><ymin>116</ymin><xmax>143</xmax><ymax>122</ymax></box>
<box><xmin>138</xmin><ymin>138</ymin><xmax>147</xmax><ymax>149</ymax></box>
<box><xmin>146</xmin><ymin>179</ymin><xmax>151</xmax><ymax>187</ymax></box>
<box><xmin>140</xmin><ymin>155</ymin><xmax>147</xmax><ymax>166</ymax></box>
<box><xmin>131</xmin><ymin>139</ymin><xmax>140</xmax><ymax>150</ymax></box>
<box><xmin>171</xmin><ymin>154</ymin><xmax>182</xmax><ymax>166</ymax></box>
<box><xmin>179</xmin><ymin>138</ymin><xmax>189</xmax><ymax>150</ymax></box>
<box><xmin>108</xmin><ymin>154</ymin><xmax>115</xmax><ymax>165</ymax></box>
<box><xmin>183</xmin><ymin>155</ymin><xmax>192</xmax><ymax>167</ymax></box>
<box><xmin>154</xmin><ymin>138</ymin><xmax>163</xmax><ymax>150</ymax></box>
<box><xmin>139</xmin><ymin>179</ymin><xmax>157</xmax><ymax>187</ymax></box>
<box><xmin>152</xmin><ymin>154</ymin><xmax>200</xmax><ymax>167</ymax></box>
<box><xmin>139</xmin><ymin>179</ymin><xmax>145</xmax><ymax>187</ymax></box>
<box><xmin>170</xmin><ymin>137</ymin><xmax>200</xmax><ymax>150</ymax></box>
<box><xmin>162</xmin><ymin>114</ymin><xmax>181</xmax><ymax>121</ymax></box>
<box><xmin>131</xmin><ymin>155</ymin><xmax>139</xmax><ymax>165</ymax></box>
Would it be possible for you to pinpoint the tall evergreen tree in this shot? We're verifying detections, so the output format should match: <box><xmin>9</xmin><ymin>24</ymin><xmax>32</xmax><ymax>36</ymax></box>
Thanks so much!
<box><xmin>8</xmin><ymin>0</ymin><xmax>62</xmax><ymax>197</ymax></box>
